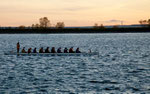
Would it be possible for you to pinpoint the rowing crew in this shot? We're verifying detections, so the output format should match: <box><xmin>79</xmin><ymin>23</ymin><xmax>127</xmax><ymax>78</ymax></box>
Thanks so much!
<box><xmin>21</xmin><ymin>47</ymin><xmax>81</xmax><ymax>53</ymax></box>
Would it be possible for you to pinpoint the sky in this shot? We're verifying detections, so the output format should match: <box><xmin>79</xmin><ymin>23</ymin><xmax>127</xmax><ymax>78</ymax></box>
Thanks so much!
<box><xmin>0</xmin><ymin>0</ymin><xmax>150</xmax><ymax>27</ymax></box>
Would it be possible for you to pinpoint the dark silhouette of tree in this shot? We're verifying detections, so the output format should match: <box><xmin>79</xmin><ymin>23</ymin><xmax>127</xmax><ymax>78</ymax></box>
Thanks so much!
<box><xmin>148</xmin><ymin>19</ymin><xmax>150</xmax><ymax>25</ymax></box>
<box><xmin>32</xmin><ymin>24</ymin><xmax>40</xmax><ymax>29</ymax></box>
<box><xmin>99</xmin><ymin>24</ymin><xmax>105</xmax><ymax>29</ymax></box>
<box><xmin>32</xmin><ymin>24</ymin><xmax>35</xmax><ymax>28</ymax></box>
<box><xmin>93</xmin><ymin>23</ymin><xmax>99</xmax><ymax>29</ymax></box>
<box><xmin>113</xmin><ymin>25</ymin><xmax>119</xmax><ymax>28</ymax></box>
<box><xmin>139</xmin><ymin>20</ymin><xmax>143</xmax><ymax>25</ymax></box>
<box><xmin>56</xmin><ymin>22</ymin><xmax>65</xmax><ymax>29</ymax></box>
<box><xmin>39</xmin><ymin>17</ymin><xmax>50</xmax><ymax>28</ymax></box>
<box><xmin>143</xmin><ymin>20</ymin><xmax>147</xmax><ymax>24</ymax></box>
<box><xmin>139</xmin><ymin>20</ymin><xmax>147</xmax><ymax>25</ymax></box>
<box><xmin>19</xmin><ymin>25</ymin><xmax>25</xmax><ymax>29</ymax></box>
<box><xmin>93</xmin><ymin>23</ymin><xmax>105</xmax><ymax>29</ymax></box>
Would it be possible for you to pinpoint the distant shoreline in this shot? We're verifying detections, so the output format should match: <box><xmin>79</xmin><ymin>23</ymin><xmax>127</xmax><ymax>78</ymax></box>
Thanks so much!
<box><xmin>0</xmin><ymin>27</ymin><xmax>150</xmax><ymax>34</ymax></box>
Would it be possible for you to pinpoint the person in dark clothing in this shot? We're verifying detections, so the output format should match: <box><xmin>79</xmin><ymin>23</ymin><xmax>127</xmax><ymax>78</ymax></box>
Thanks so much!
<box><xmin>28</xmin><ymin>48</ymin><xmax>32</xmax><ymax>53</ymax></box>
<box><xmin>17</xmin><ymin>42</ymin><xmax>20</xmax><ymax>53</ymax></box>
<box><xmin>39</xmin><ymin>47</ymin><xmax>44</xmax><ymax>53</ymax></box>
<box><xmin>45</xmin><ymin>47</ymin><xmax>50</xmax><ymax>53</ymax></box>
<box><xmin>51</xmin><ymin>47</ymin><xmax>56</xmax><ymax>53</ymax></box>
<box><xmin>57</xmin><ymin>47</ymin><xmax>62</xmax><ymax>53</ymax></box>
<box><xmin>69</xmin><ymin>47</ymin><xmax>74</xmax><ymax>53</ymax></box>
<box><xmin>21</xmin><ymin>47</ymin><xmax>26</xmax><ymax>53</ymax></box>
<box><xmin>76</xmin><ymin>47</ymin><xmax>81</xmax><ymax>53</ymax></box>
<box><xmin>33</xmin><ymin>48</ymin><xmax>37</xmax><ymax>53</ymax></box>
<box><xmin>64</xmin><ymin>47</ymin><xmax>68</xmax><ymax>53</ymax></box>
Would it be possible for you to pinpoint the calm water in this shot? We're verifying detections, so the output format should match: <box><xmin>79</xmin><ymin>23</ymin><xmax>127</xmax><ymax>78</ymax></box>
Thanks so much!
<box><xmin>0</xmin><ymin>33</ymin><xmax>150</xmax><ymax>94</ymax></box>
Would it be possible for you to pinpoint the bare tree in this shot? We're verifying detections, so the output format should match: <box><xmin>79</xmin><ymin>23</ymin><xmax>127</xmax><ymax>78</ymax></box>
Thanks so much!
<box><xmin>56</xmin><ymin>22</ymin><xmax>65</xmax><ymax>29</ymax></box>
<box><xmin>39</xmin><ymin>17</ymin><xmax>50</xmax><ymax>28</ymax></box>
<box><xmin>93</xmin><ymin>23</ymin><xmax>99</xmax><ymax>29</ymax></box>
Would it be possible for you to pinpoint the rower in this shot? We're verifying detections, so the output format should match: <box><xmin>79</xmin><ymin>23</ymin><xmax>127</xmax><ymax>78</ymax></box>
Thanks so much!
<box><xmin>89</xmin><ymin>49</ymin><xmax>91</xmax><ymax>53</ymax></box>
<box><xmin>64</xmin><ymin>47</ymin><xmax>68</xmax><ymax>53</ymax></box>
<box><xmin>28</xmin><ymin>48</ymin><xmax>32</xmax><ymax>53</ymax></box>
<box><xmin>51</xmin><ymin>47</ymin><xmax>56</xmax><ymax>53</ymax></box>
<box><xmin>69</xmin><ymin>47</ymin><xmax>74</xmax><ymax>53</ymax></box>
<box><xmin>21</xmin><ymin>47</ymin><xmax>26</xmax><ymax>53</ymax></box>
<box><xmin>33</xmin><ymin>48</ymin><xmax>37</xmax><ymax>53</ymax></box>
<box><xmin>39</xmin><ymin>47</ymin><xmax>44</xmax><ymax>53</ymax></box>
<box><xmin>17</xmin><ymin>42</ymin><xmax>20</xmax><ymax>53</ymax></box>
<box><xmin>57</xmin><ymin>47</ymin><xmax>62</xmax><ymax>53</ymax></box>
<box><xmin>76</xmin><ymin>47</ymin><xmax>81</xmax><ymax>53</ymax></box>
<box><xmin>45</xmin><ymin>47</ymin><xmax>50</xmax><ymax>53</ymax></box>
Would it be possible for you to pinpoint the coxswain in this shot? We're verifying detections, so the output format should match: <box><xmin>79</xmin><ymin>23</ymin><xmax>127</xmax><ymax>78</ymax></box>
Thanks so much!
<box><xmin>69</xmin><ymin>47</ymin><xmax>74</xmax><ymax>53</ymax></box>
<box><xmin>33</xmin><ymin>48</ymin><xmax>37</xmax><ymax>53</ymax></box>
<box><xmin>76</xmin><ymin>47</ymin><xmax>81</xmax><ymax>53</ymax></box>
<box><xmin>57</xmin><ymin>47</ymin><xmax>62</xmax><ymax>53</ymax></box>
<box><xmin>17</xmin><ymin>42</ymin><xmax>20</xmax><ymax>53</ymax></box>
<box><xmin>28</xmin><ymin>48</ymin><xmax>32</xmax><ymax>53</ymax></box>
<box><xmin>21</xmin><ymin>47</ymin><xmax>26</xmax><ymax>53</ymax></box>
<box><xmin>39</xmin><ymin>47</ymin><xmax>44</xmax><ymax>53</ymax></box>
<box><xmin>45</xmin><ymin>47</ymin><xmax>50</xmax><ymax>53</ymax></box>
<box><xmin>51</xmin><ymin>47</ymin><xmax>56</xmax><ymax>53</ymax></box>
<box><xmin>64</xmin><ymin>47</ymin><xmax>68</xmax><ymax>53</ymax></box>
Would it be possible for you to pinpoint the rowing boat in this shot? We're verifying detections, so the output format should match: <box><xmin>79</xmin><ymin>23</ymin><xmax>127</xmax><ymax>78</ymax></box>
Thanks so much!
<box><xmin>4</xmin><ymin>51</ymin><xmax>99</xmax><ymax>56</ymax></box>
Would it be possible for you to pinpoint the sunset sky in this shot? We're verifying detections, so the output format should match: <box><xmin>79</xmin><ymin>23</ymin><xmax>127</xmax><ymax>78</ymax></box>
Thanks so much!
<box><xmin>0</xmin><ymin>0</ymin><xmax>150</xmax><ymax>27</ymax></box>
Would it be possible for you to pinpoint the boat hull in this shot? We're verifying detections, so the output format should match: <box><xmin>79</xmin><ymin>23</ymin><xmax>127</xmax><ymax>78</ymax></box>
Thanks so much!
<box><xmin>4</xmin><ymin>52</ymin><xmax>99</xmax><ymax>56</ymax></box>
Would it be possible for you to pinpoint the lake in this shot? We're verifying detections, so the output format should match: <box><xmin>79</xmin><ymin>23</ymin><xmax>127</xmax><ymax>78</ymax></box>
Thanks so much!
<box><xmin>0</xmin><ymin>33</ymin><xmax>150</xmax><ymax>93</ymax></box>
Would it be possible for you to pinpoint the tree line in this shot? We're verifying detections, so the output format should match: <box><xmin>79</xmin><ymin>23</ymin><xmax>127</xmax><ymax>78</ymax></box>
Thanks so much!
<box><xmin>19</xmin><ymin>17</ymin><xmax>65</xmax><ymax>29</ymax></box>
<box><xmin>3</xmin><ymin>17</ymin><xmax>150</xmax><ymax>29</ymax></box>
<box><xmin>139</xmin><ymin>19</ymin><xmax>150</xmax><ymax>25</ymax></box>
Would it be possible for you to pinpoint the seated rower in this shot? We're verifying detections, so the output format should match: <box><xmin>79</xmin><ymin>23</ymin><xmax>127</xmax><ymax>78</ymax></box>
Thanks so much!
<box><xmin>69</xmin><ymin>47</ymin><xmax>74</xmax><ymax>53</ymax></box>
<box><xmin>89</xmin><ymin>49</ymin><xmax>91</xmax><ymax>53</ymax></box>
<box><xmin>45</xmin><ymin>47</ymin><xmax>50</xmax><ymax>53</ymax></box>
<box><xmin>76</xmin><ymin>47</ymin><xmax>81</xmax><ymax>53</ymax></box>
<box><xmin>57</xmin><ymin>47</ymin><xmax>62</xmax><ymax>53</ymax></box>
<box><xmin>33</xmin><ymin>48</ymin><xmax>37</xmax><ymax>53</ymax></box>
<box><xmin>28</xmin><ymin>48</ymin><xmax>32</xmax><ymax>53</ymax></box>
<box><xmin>21</xmin><ymin>47</ymin><xmax>26</xmax><ymax>53</ymax></box>
<box><xmin>39</xmin><ymin>47</ymin><xmax>44</xmax><ymax>53</ymax></box>
<box><xmin>51</xmin><ymin>47</ymin><xmax>56</xmax><ymax>53</ymax></box>
<box><xmin>64</xmin><ymin>47</ymin><xmax>68</xmax><ymax>53</ymax></box>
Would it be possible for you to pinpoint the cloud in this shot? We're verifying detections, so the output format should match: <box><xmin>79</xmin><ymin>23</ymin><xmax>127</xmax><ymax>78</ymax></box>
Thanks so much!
<box><xmin>105</xmin><ymin>19</ymin><xmax>124</xmax><ymax>23</ymax></box>
<box><xmin>98</xmin><ymin>19</ymin><xmax>125</xmax><ymax>23</ymax></box>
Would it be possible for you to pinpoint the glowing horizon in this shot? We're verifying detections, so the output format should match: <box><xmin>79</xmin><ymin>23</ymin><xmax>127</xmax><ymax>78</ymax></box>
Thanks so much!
<box><xmin>0</xmin><ymin>0</ymin><xmax>150</xmax><ymax>27</ymax></box>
